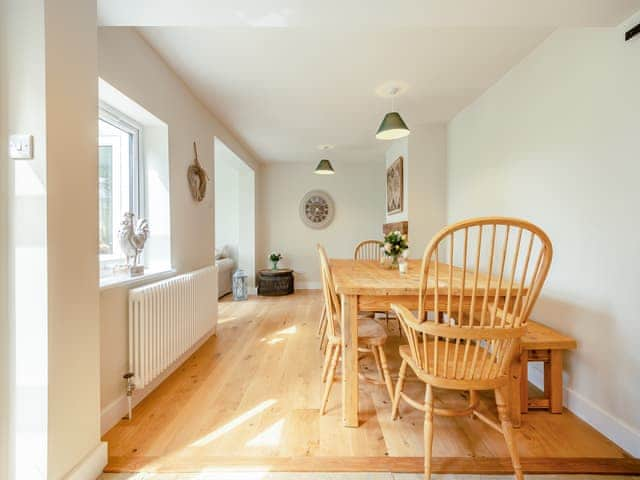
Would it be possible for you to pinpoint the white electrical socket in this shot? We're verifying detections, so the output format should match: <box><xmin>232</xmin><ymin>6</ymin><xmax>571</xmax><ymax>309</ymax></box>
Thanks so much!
<box><xmin>9</xmin><ymin>134</ymin><xmax>33</xmax><ymax>159</ymax></box>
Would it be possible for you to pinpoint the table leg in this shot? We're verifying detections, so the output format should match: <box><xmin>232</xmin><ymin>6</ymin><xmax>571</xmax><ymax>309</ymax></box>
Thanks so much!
<box><xmin>341</xmin><ymin>294</ymin><xmax>359</xmax><ymax>427</ymax></box>
<box><xmin>550</xmin><ymin>350</ymin><xmax>563</xmax><ymax>413</ymax></box>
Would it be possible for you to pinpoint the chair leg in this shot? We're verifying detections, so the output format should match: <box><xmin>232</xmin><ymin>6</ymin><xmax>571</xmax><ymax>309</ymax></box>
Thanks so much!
<box><xmin>321</xmin><ymin>343</ymin><xmax>335</xmax><ymax>383</ymax></box>
<box><xmin>469</xmin><ymin>390</ymin><xmax>478</xmax><ymax>417</ymax></box>
<box><xmin>495</xmin><ymin>386</ymin><xmax>524</xmax><ymax>480</ymax></box>
<box><xmin>378</xmin><ymin>346</ymin><xmax>395</xmax><ymax>401</ymax></box>
<box><xmin>391</xmin><ymin>359</ymin><xmax>408</xmax><ymax>420</ymax></box>
<box><xmin>318</xmin><ymin>312</ymin><xmax>327</xmax><ymax>350</ymax></box>
<box><xmin>371</xmin><ymin>344</ymin><xmax>384</xmax><ymax>383</ymax></box>
<box><xmin>424</xmin><ymin>384</ymin><xmax>435</xmax><ymax>480</ymax></box>
<box><xmin>320</xmin><ymin>344</ymin><xmax>340</xmax><ymax>415</ymax></box>
<box><xmin>317</xmin><ymin>304</ymin><xmax>326</xmax><ymax>334</ymax></box>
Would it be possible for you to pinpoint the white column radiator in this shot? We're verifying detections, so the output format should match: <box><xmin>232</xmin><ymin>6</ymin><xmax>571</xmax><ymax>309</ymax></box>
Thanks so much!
<box><xmin>128</xmin><ymin>265</ymin><xmax>217</xmax><ymax>389</ymax></box>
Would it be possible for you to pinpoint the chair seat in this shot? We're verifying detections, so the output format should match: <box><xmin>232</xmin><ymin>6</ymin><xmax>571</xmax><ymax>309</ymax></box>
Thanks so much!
<box><xmin>327</xmin><ymin>317</ymin><xmax>387</xmax><ymax>346</ymax></box>
<box><xmin>399</xmin><ymin>341</ymin><xmax>508</xmax><ymax>391</ymax></box>
<box><xmin>357</xmin><ymin>318</ymin><xmax>387</xmax><ymax>345</ymax></box>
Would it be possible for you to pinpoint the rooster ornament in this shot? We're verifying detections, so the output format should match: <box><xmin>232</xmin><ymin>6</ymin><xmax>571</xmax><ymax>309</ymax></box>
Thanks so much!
<box><xmin>118</xmin><ymin>212</ymin><xmax>150</xmax><ymax>276</ymax></box>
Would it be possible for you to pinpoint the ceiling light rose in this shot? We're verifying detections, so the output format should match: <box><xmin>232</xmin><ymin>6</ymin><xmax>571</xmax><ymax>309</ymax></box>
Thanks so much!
<box><xmin>314</xmin><ymin>159</ymin><xmax>335</xmax><ymax>175</ymax></box>
<box><xmin>376</xmin><ymin>87</ymin><xmax>410</xmax><ymax>140</ymax></box>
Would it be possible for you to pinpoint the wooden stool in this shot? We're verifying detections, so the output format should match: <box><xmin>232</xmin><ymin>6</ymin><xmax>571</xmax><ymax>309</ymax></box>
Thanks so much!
<box><xmin>510</xmin><ymin>320</ymin><xmax>577</xmax><ymax>426</ymax></box>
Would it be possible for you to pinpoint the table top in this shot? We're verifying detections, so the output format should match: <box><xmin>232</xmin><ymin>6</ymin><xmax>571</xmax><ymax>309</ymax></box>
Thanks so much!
<box><xmin>330</xmin><ymin>259</ymin><xmax>517</xmax><ymax>297</ymax></box>
<box><xmin>259</xmin><ymin>268</ymin><xmax>293</xmax><ymax>276</ymax></box>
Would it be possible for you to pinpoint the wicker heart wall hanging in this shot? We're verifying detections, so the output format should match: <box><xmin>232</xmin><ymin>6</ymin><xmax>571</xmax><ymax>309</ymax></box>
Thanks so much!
<box><xmin>187</xmin><ymin>141</ymin><xmax>209</xmax><ymax>202</ymax></box>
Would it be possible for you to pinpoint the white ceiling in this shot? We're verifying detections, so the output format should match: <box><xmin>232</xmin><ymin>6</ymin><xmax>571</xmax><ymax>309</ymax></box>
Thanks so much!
<box><xmin>98</xmin><ymin>1</ymin><xmax>640</xmax><ymax>164</ymax></box>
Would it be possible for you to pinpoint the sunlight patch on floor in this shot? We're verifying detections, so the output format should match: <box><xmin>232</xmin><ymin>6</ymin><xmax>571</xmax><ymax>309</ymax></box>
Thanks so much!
<box><xmin>191</xmin><ymin>399</ymin><xmax>277</xmax><ymax>447</ymax></box>
<box><xmin>218</xmin><ymin>315</ymin><xmax>239</xmax><ymax>325</ymax></box>
<box><xmin>245</xmin><ymin>418</ymin><xmax>285</xmax><ymax>447</ymax></box>
<box><xmin>275</xmin><ymin>325</ymin><xmax>297</xmax><ymax>335</ymax></box>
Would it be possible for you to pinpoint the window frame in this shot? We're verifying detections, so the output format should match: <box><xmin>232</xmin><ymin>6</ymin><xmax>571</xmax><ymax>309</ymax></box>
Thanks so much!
<box><xmin>98</xmin><ymin>103</ymin><xmax>146</xmax><ymax>273</ymax></box>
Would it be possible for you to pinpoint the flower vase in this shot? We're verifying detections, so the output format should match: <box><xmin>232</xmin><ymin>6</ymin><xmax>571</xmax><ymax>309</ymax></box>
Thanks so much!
<box><xmin>387</xmin><ymin>254</ymin><xmax>399</xmax><ymax>269</ymax></box>
<box><xmin>271</xmin><ymin>261</ymin><xmax>279</xmax><ymax>270</ymax></box>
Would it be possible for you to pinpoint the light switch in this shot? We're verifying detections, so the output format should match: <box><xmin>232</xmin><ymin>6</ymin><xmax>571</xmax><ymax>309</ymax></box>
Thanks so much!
<box><xmin>9</xmin><ymin>134</ymin><xmax>33</xmax><ymax>159</ymax></box>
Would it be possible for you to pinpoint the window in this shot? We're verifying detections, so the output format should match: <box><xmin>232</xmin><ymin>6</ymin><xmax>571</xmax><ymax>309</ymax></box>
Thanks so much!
<box><xmin>98</xmin><ymin>106</ymin><xmax>143</xmax><ymax>273</ymax></box>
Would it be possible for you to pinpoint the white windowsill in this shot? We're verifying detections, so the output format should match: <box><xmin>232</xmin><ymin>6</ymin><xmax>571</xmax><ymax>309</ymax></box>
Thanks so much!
<box><xmin>99</xmin><ymin>266</ymin><xmax>176</xmax><ymax>291</ymax></box>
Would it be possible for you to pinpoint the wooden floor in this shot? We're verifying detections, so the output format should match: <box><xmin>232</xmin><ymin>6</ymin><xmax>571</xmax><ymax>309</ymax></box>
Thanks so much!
<box><xmin>103</xmin><ymin>291</ymin><xmax>639</xmax><ymax>474</ymax></box>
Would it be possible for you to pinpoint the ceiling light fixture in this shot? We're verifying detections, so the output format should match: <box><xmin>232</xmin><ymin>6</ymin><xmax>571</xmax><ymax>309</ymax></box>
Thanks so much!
<box><xmin>376</xmin><ymin>87</ymin><xmax>410</xmax><ymax>140</ymax></box>
<box><xmin>314</xmin><ymin>145</ymin><xmax>335</xmax><ymax>175</ymax></box>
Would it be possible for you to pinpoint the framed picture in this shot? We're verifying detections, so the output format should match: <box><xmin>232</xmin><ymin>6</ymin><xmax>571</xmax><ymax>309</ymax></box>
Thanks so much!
<box><xmin>386</xmin><ymin>156</ymin><xmax>403</xmax><ymax>214</ymax></box>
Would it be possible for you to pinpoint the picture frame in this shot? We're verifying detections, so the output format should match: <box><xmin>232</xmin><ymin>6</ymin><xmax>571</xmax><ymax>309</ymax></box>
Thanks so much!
<box><xmin>386</xmin><ymin>156</ymin><xmax>403</xmax><ymax>214</ymax></box>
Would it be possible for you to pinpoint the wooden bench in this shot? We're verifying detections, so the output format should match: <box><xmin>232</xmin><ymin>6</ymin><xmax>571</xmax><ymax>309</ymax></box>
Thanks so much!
<box><xmin>509</xmin><ymin>320</ymin><xmax>577</xmax><ymax>427</ymax></box>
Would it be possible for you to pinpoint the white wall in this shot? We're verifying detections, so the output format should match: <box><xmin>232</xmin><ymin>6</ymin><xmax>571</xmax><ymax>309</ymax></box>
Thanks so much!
<box><xmin>259</xmin><ymin>161</ymin><xmax>385</xmax><ymax>287</ymax></box>
<box><xmin>448</xmin><ymin>13</ymin><xmax>640</xmax><ymax>456</ymax></box>
<box><xmin>98</xmin><ymin>27</ymin><xmax>261</xmax><ymax>428</ymax></box>
<box><xmin>237</xmin><ymin>166</ymin><xmax>256</xmax><ymax>288</ymax></box>
<box><xmin>216</xmin><ymin>158</ymin><xmax>240</xmax><ymax>258</ymax></box>
<box><xmin>406</xmin><ymin>124</ymin><xmax>448</xmax><ymax>256</ymax></box>
<box><xmin>45</xmin><ymin>1</ymin><xmax>103</xmax><ymax>476</ymax></box>
<box><xmin>384</xmin><ymin>125</ymin><xmax>447</xmax><ymax>258</ymax></box>
<box><xmin>3</xmin><ymin>1</ymin><xmax>100</xmax><ymax>477</ymax></box>
<box><xmin>4</xmin><ymin>0</ymin><xmax>105</xmax><ymax>477</ymax></box>
<box><xmin>3</xmin><ymin>0</ymin><xmax>49</xmax><ymax>474</ymax></box>
<box><xmin>0</xmin><ymin>4</ymin><xmax>13</xmax><ymax>479</ymax></box>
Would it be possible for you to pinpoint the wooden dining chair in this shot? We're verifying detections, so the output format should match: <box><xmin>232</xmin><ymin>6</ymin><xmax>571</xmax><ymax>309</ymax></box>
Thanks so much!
<box><xmin>317</xmin><ymin>245</ymin><xmax>394</xmax><ymax>413</ymax></box>
<box><xmin>317</xmin><ymin>240</ymin><xmax>387</xmax><ymax>349</ymax></box>
<box><xmin>354</xmin><ymin>239</ymin><xmax>383</xmax><ymax>261</ymax></box>
<box><xmin>353</xmin><ymin>240</ymin><xmax>398</xmax><ymax>329</ymax></box>
<box><xmin>390</xmin><ymin>217</ymin><xmax>553</xmax><ymax>480</ymax></box>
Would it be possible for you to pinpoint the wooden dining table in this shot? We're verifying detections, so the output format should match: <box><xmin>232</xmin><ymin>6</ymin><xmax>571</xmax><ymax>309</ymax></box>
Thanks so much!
<box><xmin>330</xmin><ymin>258</ymin><xmax>523</xmax><ymax>428</ymax></box>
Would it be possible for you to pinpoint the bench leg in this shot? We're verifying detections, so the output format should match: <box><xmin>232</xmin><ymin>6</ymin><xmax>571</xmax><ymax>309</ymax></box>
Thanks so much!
<box><xmin>519</xmin><ymin>350</ymin><xmax>529</xmax><ymax>414</ymax></box>
<box><xmin>544</xmin><ymin>357</ymin><xmax>551</xmax><ymax>395</ymax></box>
<box><xmin>509</xmin><ymin>355</ymin><xmax>522</xmax><ymax>427</ymax></box>
<box><xmin>550</xmin><ymin>350</ymin><xmax>563</xmax><ymax>413</ymax></box>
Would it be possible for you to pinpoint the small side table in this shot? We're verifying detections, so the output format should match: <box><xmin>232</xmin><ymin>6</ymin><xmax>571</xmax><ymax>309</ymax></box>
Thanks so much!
<box><xmin>257</xmin><ymin>269</ymin><xmax>294</xmax><ymax>296</ymax></box>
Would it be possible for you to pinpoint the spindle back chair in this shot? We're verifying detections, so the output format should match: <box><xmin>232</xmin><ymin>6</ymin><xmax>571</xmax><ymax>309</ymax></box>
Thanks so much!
<box><xmin>317</xmin><ymin>245</ymin><xmax>394</xmax><ymax>414</ymax></box>
<box><xmin>391</xmin><ymin>217</ymin><xmax>553</xmax><ymax>480</ymax></box>
<box><xmin>354</xmin><ymin>240</ymin><xmax>383</xmax><ymax>261</ymax></box>
<box><xmin>354</xmin><ymin>239</ymin><xmax>397</xmax><ymax>326</ymax></box>
<box><xmin>318</xmin><ymin>244</ymin><xmax>340</xmax><ymax>340</ymax></box>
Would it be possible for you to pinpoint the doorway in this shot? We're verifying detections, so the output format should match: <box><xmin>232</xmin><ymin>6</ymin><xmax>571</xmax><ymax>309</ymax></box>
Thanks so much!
<box><xmin>214</xmin><ymin>138</ymin><xmax>256</xmax><ymax>293</ymax></box>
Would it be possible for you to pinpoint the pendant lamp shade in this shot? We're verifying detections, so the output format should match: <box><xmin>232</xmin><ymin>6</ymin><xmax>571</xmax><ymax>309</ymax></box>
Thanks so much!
<box><xmin>314</xmin><ymin>159</ymin><xmax>335</xmax><ymax>175</ymax></box>
<box><xmin>376</xmin><ymin>111</ymin><xmax>410</xmax><ymax>140</ymax></box>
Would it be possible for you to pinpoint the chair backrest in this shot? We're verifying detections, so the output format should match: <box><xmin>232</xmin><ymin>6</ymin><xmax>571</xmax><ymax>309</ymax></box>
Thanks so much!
<box><xmin>317</xmin><ymin>244</ymin><xmax>340</xmax><ymax>338</ymax></box>
<box><xmin>354</xmin><ymin>240</ymin><xmax>382</xmax><ymax>261</ymax></box>
<box><xmin>394</xmin><ymin>217</ymin><xmax>553</xmax><ymax>382</ymax></box>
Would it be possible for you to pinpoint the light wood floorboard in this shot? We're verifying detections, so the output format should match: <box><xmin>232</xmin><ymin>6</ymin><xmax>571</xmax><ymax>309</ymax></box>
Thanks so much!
<box><xmin>101</xmin><ymin>474</ymin><xmax>640</xmax><ymax>480</ymax></box>
<box><xmin>103</xmin><ymin>292</ymin><xmax>637</xmax><ymax>474</ymax></box>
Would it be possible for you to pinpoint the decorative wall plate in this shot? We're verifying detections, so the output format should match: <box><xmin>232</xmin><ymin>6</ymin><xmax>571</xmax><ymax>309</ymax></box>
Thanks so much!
<box><xmin>299</xmin><ymin>190</ymin><xmax>334</xmax><ymax>229</ymax></box>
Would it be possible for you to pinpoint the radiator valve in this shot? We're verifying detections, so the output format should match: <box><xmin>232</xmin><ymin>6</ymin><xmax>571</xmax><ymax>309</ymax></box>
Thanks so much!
<box><xmin>123</xmin><ymin>372</ymin><xmax>136</xmax><ymax>420</ymax></box>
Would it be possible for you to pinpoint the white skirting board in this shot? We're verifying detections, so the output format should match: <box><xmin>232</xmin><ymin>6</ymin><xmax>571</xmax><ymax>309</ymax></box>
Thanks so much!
<box><xmin>64</xmin><ymin>441</ymin><xmax>108</xmax><ymax>480</ymax></box>
<box><xmin>528</xmin><ymin>364</ymin><xmax>640</xmax><ymax>457</ymax></box>
<box><xmin>295</xmin><ymin>281</ymin><xmax>320</xmax><ymax>290</ymax></box>
<box><xmin>101</xmin><ymin>329</ymin><xmax>215</xmax><ymax>435</ymax></box>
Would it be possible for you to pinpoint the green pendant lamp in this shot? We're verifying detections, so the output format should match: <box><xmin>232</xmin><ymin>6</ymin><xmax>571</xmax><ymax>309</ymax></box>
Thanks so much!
<box><xmin>314</xmin><ymin>158</ymin><xmax>335</xmax><ymax>175</ymax></box>
<box><xmin>314</xmin><ymin>144</ymin><xmax>335</xmax><ymax>175</ymax></box>
<box><xmin>376</xmin><ymin>87</ymin><xmax>410</xmax><ymax>140</ymax></box>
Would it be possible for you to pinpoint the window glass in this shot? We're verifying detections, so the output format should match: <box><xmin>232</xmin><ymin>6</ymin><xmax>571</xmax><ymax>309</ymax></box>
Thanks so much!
<box><xmin>98</xmin><ymin>115</ymin><xmax>137</xmax><ymax>270</ymax></box>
